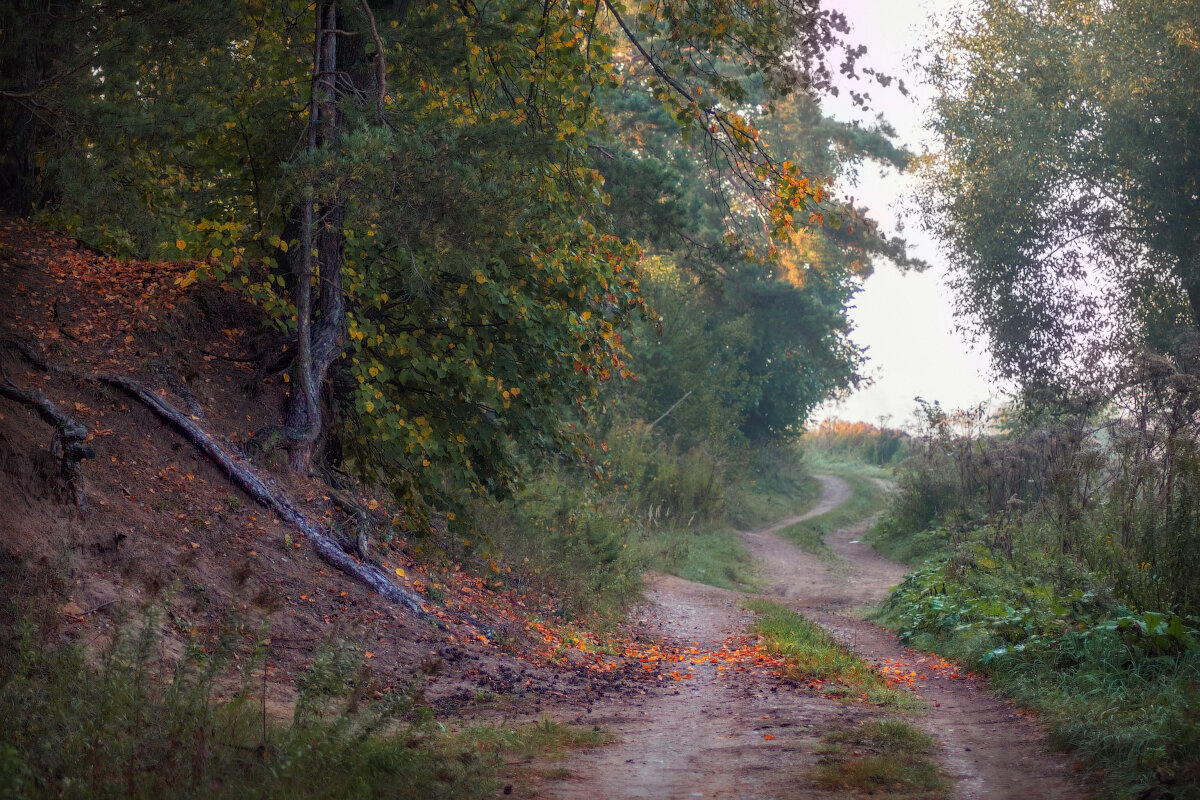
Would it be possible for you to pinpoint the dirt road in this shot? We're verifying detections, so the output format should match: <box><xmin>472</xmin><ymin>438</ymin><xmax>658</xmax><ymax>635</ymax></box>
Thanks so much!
<box><xmin>542</xmin><ymin>475</ymin><xmax>1087</xmax><ymax>799</ymax></box>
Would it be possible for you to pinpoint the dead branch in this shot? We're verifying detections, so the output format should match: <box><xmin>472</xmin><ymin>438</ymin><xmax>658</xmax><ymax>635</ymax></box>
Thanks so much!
<box><xmin>0</xmin><ymin>355</ymin><xmax>92</xmax><ymax>507</ymax></box>
<box><xmin>99</xmin><ymin>371</ymin><xmax>431</xmax><ymax>619</ymax></box>
<box><xmin>13</xmin><ymin>340</ymin><xmax>431</xmax><ymax>621</ymax></box>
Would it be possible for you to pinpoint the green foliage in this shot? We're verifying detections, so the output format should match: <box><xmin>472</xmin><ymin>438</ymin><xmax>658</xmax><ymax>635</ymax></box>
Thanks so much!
<box><xmin>471</xmin><ymin>467</ymin><xmax>645</xmax><ymax>624</ymax></box>
<box><xmin>921</xmin><ymin>0</ymin><xmax>1200</xmax><ymax>388</ymax></box>
<box><xmin>806</xmin><ymin>419</ymin><xmax>911</xmax><ymax>466</ymax></box>
<box><xmin>876</xmin><ymin>556</ymin><xmax>1200</xmax><ymax>799</ymax></box>
<box><xmin>474</xmin><ymin>433</ymin><xmax>819</xmax><ymax>618</ymax></box>
<box><xmin>745</xmin><ymin>599</ymin><xmax>918</xmax><ymax>708</ymax></box>
<box><xmin>0</xmin><ymin>605</ymin><xmax>459</xmax><ymax>798</ymax></box>
<box><xmin>873</xmin><ymin>383</ymin><xmax>1200</xmax><ymax>798</ymax></box>
<box><xmin>5</xmin><ymin>0</ymin><xmax>909</xmax><ymax>526</ymax></box>
<box><xmin>601</xmin><ymin>81</ymin><xmax>920</xmax><ymax>446</ymax></box>
<box><xmin>0</xmin><ymin>602</ymin><xmax>610</xmax><ymax>799</ymax></box>
<box><xmin>726</xmin><ymin>443</ymin><xmax>822</xmax><ymax>530</ymax></box>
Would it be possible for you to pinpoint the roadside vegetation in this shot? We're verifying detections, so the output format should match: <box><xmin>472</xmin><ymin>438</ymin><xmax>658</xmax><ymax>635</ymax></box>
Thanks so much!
<box><xmin>0</xmin><ymin>602</ymin><xmax>608</xmax><ymax>800</ymax></box>
<box><xmin>869</xmin><ymin>397</ymin><xmax>1200</xmax><ymax>799</ymax></box>
<box><xmin>476</xmin><ymin>438</ymin><xmax>820</xmax><ymax>624</ymax></box>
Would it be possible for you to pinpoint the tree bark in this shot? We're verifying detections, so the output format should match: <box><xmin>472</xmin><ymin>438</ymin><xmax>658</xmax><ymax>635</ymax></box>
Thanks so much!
<box><xmin>282</xmin><ymin>0</ymin><xmax>348</xmax><ymax>474</ymax></box>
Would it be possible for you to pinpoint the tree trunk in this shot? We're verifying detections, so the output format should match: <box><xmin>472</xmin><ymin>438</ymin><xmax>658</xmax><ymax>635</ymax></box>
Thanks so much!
<box><xmin>0</xmin><ymin>1</ymin><xmax>74</xmax><ymax>214</ymax></box>
<box><xmin>1187</xmin><ymin>235</ymin><xmax>1200</xmax><ymax>330</ymax></box>
<box><xmin>285</xmin><ymin>0</ymin><xmax>346</xmax><ymax>473</ymax></box>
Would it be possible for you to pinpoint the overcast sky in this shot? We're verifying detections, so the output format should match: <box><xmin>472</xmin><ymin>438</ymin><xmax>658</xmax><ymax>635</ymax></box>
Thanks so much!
<box><xmin>811</xmin><ymin>0</ymin><xmax>1002</xmax><ymax>428</ymax></box>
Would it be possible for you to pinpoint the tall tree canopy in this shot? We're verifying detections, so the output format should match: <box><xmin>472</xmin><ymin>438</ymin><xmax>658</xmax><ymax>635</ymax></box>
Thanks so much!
<box><xmin>1</xmin><ymin>0</ymin><xmax>908</xmax><ymax>520</ymax></box>
<box><xmin>921</xmin><ymin>0</ymin><xmax>1200</xmax><ymax>390</ymax></box>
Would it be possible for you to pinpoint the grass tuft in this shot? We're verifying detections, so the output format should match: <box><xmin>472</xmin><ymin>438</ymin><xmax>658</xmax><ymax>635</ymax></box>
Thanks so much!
<box><xmin>0</xmin><ymin>603</ymin><xmax>608</xmax><ymax>799</ymax></box>
<box><xmin>744</xmin><ymin>599</ymin><xmax>919</xmax><ymax>710</ymax></box>
<box><xmin>813</xmin><ymin>719</ymin><xmax>948</xmax><ymax>797</ymax></box>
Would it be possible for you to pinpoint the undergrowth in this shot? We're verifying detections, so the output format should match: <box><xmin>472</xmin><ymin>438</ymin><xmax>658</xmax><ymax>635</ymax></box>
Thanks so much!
<box><xmin>873</xmin><ymin>550</ymin><xmax>1200</xmax><ymax>799</ymax></box>
<box><xmin>474</xmin><ymin>437</ymin><xmax>819</xmax><ymax>621</ymax></box>
<box><xmin>870</xmin><ymin>393</ymin><xmax>1200</xmax><ymax>798</ymax></box>
<box><xmin>0</xmin><ymin>602</ymin><xmax>605</xmax><ymax>799</ymax></box>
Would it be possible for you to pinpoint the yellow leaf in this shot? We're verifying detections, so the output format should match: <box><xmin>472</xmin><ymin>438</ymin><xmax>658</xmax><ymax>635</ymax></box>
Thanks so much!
<box><xmin>368</xmin><ymin>499</ymin><xmax>379</xmax><ymax>510</ymax></box>
<box><xmin>176</xmin><ymin>239</ymin><xmax>187</xmax><ymax>251</ymax></box>
<box><xmin>279</xmin><ymin>240</ymin><xmax>288</xmax><ymax>252</ymax></box>
<box><xmin>394</xmin><ymin>567</ymin><xmax>405</xmax><ymax>577</ymax></box>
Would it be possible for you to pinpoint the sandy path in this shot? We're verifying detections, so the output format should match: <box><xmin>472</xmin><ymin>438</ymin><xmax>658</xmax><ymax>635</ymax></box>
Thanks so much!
<box><xmin>542</xmin><ymin>475</ymin><xmax>1087</xmax><ymax>800</ymax></box>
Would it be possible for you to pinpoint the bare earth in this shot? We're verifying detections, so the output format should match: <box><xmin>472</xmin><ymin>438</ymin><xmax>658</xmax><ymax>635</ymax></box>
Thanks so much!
<box><xmin>542</xmin><ymin>475</ymin><xmax>1088</xmax><ymax>800</ymax></box>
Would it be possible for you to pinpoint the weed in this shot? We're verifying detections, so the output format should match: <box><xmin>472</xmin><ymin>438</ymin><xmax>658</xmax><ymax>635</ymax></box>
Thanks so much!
<box><xmin>0</xmin><ymin>600</ymin><xmax>606</xmax><ymax>799</ymax></box>
<box><xmin>812</xmin><ymin>718</ymin><xmax>948</xmax><ymax>797</ymax></box>
<box><xmin>875</xmin><ymin>557</ymin><xmax>1200</xmax><ymax>798</ymax></box>
<box><xmin>745</xmin><ymin>599</ymin><xmax>920</xmax><ymax>710</ymax></box>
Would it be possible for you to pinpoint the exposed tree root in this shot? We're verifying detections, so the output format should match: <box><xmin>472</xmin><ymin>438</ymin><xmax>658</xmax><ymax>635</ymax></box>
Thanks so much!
<box><xmin>0</xmin><ymin>348</ymin><xmax>92</xmax><ymax>507</ymax></box>
<box><xmin>14</xmin><ymin>340</ymin><xmax>432</xmax><ymax>621</ymax></box>
<box><xmin>101</xmin><ymin>372</ymin><xmax>432</xmax><ymax>619</ymax></box>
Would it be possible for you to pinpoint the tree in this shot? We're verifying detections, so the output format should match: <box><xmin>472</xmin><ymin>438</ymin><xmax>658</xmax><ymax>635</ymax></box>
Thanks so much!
<box><xmin>921</xmin><ymin>0</ymin><xmax>1200</xmax><ymax>389</ymax></box>
<box><xmin>3</xmin><ymin>0</ymin><xmax>897</xmax><ymax>522</ymax></box>
<box><xmin>597</xmin><ymin>70</ymin><xmax>919</xmax><ymax>443</ymax></box>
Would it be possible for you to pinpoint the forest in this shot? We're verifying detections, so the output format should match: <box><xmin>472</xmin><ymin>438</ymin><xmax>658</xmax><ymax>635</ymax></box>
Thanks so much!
<box><xmin>0</xmin><ymin>0</ymin><xmax>1197</xmax><ymax>798</ymax></box>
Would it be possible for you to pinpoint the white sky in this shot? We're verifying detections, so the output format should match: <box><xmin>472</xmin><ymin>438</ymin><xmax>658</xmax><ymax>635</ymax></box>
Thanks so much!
<box><xmin>811</xmin><ymin>0</ymin><xmax>1002</xmax><ymax>428</ymax></box>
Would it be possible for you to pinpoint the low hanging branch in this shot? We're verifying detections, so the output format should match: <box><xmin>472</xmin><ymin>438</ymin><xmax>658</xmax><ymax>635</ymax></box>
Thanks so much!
<box><xmin>13</xmin><ymin>341</ymin><xmax>431</xmax><ymax>620</ymax></box>
<box><xmin>0</xmin><ymin>361</ymin><xmax>93</xmax><ymax>508</ymax></box>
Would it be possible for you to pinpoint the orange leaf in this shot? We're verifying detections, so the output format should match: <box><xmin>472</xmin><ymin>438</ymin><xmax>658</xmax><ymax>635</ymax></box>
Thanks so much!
<box><xmin>763</xmin><ymin>734</ymin><xmax>776</xmax><ymax>740</ymax></box>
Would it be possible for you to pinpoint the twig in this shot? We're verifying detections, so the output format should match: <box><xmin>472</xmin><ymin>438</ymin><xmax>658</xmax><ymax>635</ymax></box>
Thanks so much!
<box><xmin>648</xmin><ymin>389</ymin><xmax>693</xmax><ymax>430</ymax></box>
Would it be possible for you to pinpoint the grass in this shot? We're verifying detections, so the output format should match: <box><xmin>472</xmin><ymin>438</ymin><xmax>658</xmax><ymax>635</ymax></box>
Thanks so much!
<box><xmin>812</xmin><ymin>719</ymin><xmax>948</xmax><ymax>797</ymax></box>
<box><xmin>633</xmin><ymin>443</ymin><xmax>824</xmax><ymax>592</ymax></box>
<box><xmin>778</xmin><ymin>458</ymin><xmax>891</xmax><ymax>559</ymax></box>
<box><xmin>744</xmin><ymin>599</ymin><xmax>919</xmax><ymax>710</ymax></box>
<box><xmin>726</xmin><ymin>444</ymin><xmax>823</xmax><ymax>530</ymax></box>
<box><xmin>867</xmin><ymin>521</ymin><xmax>953</xmax><ymax>567</ymax></box>
<box><xmin>628</xmin><ymin>522</ymin><xmax>758</xmax><ymax>591</ymax></box>
<box><xmin>874</xmin><ymin>558</ymin><xmax>1200</xmax><ymax>799</ymax></box>
<box><xmin>459</xmin><ymin>715</ymin><xmax>613</xmax><ymax>757</ymax></box>
<box><xmin>0</xmin><ymin>604</ymin><xmax>609</xmax><ymax>800</ymax></box>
